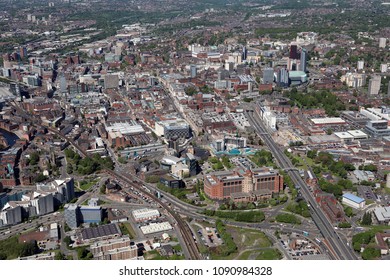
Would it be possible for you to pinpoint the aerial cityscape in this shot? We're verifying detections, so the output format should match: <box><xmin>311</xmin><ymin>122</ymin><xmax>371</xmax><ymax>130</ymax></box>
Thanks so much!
<box><xmin>0</xmin><ymin>0</ymin><xmax>390</xmax><ymax>261</ymax></box>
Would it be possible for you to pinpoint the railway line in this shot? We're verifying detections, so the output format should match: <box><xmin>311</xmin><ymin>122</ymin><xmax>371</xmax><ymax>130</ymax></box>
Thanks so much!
<box><xmin>246</xmin><ymin>108</ymin><xmax>357</xmax><ymax>260</ymax></box>
<box><xmin>103</xmin><ymin>169</ymin><xmax>201</xmax><ymax>260</ymax></box>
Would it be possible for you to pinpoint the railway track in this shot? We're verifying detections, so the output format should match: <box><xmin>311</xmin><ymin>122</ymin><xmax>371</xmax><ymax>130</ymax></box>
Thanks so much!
<box><xmin>103</xmin><ymin>169</ymin><xmax>201</xmax><ymax>260</ymax></box>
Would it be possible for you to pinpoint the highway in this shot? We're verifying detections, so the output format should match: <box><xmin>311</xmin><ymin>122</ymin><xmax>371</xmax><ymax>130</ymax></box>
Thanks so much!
<box><xmin>245</xmin><ymin>108</ymin><xmax>357</xmax><ymax>260</ymax></box>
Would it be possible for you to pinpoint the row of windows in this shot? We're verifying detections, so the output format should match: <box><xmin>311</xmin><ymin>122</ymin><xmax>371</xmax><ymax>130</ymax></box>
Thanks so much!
<box><xmin>222</xmin><ymin>186</ymin><xmax>242</xmax><ymax>196</ymax></box>
<box><xmin>256</xmin><ymin>177</ymin><xmax>276</xmax><ymax>182</ymax></box>
<box><xmin>222</xmin><ymin>180</ymin><xmax>242</xmax><ymax>186</ymax></box>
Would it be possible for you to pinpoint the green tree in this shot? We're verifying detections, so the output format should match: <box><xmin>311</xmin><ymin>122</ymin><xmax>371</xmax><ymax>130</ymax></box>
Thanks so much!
<box><xmin>362</xmin><ymin>247</ymin><xmax>380</xmax><ymax>260</ymax></box>
<box><xmin>361</xmin><ymin>212</ymin><xmax>372</xmax><ymax>225</ymax></box>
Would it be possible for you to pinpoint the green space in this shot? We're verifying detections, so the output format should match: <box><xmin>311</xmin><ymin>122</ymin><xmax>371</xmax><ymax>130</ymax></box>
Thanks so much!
<box><xmin>255</xmin><ymin>248</ymin><xmax>282</xmax><ymax>260</ymax></box>
<box><xmin>78</xmin><ymin>178</ymin><xmax>99</xmax><ymax>191</ymax></box>
<box><xmin>0</xmin><ymin>236</ymin><xmax>39</xmax><ymax>260</ymax></box>
<box><xmin>144</xmin><ymin>249</ymin><xmax>185</xmax><ymax>260</ymax></box>
<box><xmin>64</xmin><ymin>148</ymin><xmax>114</xmax><ymax>175</ymax></box>
<box><xmin>237</xmin><ymin>248</ymin><xmax>281</xmax><ymax>260</ymax></box>
<box><xmin>250</xmin><ymin>150</ymin><xmax>274</xmax><ymax>167</ymax></box>
<box><xmin>285</xmin><ymin>89</ymin><xmax>346</xmax><ymax>117</ymax></box>
<box><xmin>236</xmin><ymin>228</ymin><xmax>272</xmax><ymax>248</ymax></box>
<box><xmin>275</xmin><ymin>213</ymin><xmax>301</xmax><ymax>225</ymax></box>
<box><xmin>208</xmin><ymin>157</ymin><xmax>224</xmax><ymax>171</ymax></box>
<box><xmin>352</xmin><ymin>229</ymin><xmax>384</xmax><ymax>260</ymax></box>
<box><xmin>210</xmin><ymin>220</ymin><xmax>237</xmax><ymax>259</ymax></box>
<box><xmin>119</xmin><ymin>223</ymin><xmax>136</xmax><ymax>239</ymax></box>
<box><xmin>286</xmin><ymin>201</ymin><xmax>311</xmax><ymax>218</ymax></box>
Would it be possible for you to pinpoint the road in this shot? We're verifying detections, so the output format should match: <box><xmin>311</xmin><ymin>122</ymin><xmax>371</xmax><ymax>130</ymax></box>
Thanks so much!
<box><xmin>245</xmin><ymin>107</ymin><xmax>357</xmax><ymax>260</ymax></box>
<box><xmin>103</xmin><ymin>169</ymin><xmax>201</xmax><ymax>260</ymax></box>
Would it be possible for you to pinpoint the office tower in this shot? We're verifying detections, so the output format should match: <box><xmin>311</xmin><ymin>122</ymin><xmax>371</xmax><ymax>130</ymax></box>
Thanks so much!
<box><xmin>357</xmin><ymin>60</ymin><xmax>364</xmax><ymax>70</ymax></box>
<box><xmin>300</xmin><ymin>48</ymin><xmax>307</xmax><ymax>72</ymax></box>
<box><xmin>289</xmin><ymin>44</ymin><xmax>299</xmax><ymax>59</ymax></box>
<box><xmin>277</xmin><ymin>68</ymin><xmax>289</xmax><ymax>87</ymax></box>
<box><xmin>388</xmin><ymin>81</ymin><xmax>390</xmax><ymax>95</ymax></box>
<box><xmin>19</xmin><ymin>47</ymin><xmax>27</xmax><ymax>59</ymax></box>
<box><xmin>262</xmin><ymin>68</ymin><xmax>274</xmax><ymax>84</ymax></box>
<box><xmin>368</xmin><ymin>76</ymin><xmax>381</xmax><ymax>95</ymax></box>
<box><xmin>190</xmin><ymin>65</ymin><xmax>197</xmax><ymax>78</ymax></box>
<box><xmin>59</xmin><ymin>75</ymin><xmax>67</xmax><ymax>93</ymax></box>
<box><xmin>242</xmin><ymin>46</ymin><xmax>248</xmax><ymax>61</ymax></box>
<box><xmin>64</xmin><ymin>204</ymin><xmax>80</xmax><ymax>229</ymax></box>
<box><xmin>225</xmin><ymin>62</ymin><xmax>234</xmax><ymax>72</ymax></box>
<box><xmin>379</xmin><ymin>38</ymin><xmax>387</xmax><ymax>48</ymax></box>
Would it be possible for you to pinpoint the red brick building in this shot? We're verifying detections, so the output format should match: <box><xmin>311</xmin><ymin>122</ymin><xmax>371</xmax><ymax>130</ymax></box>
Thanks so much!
<box><xmin>204</xmin><ymin>168</ymin><xmax>283</xmax><ymax>200</ymax></box>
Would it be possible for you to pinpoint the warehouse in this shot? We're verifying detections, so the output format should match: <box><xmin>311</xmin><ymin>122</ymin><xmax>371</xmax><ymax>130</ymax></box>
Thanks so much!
<box><xmin>132</xmin><ymin>208</ymin><xmax>160</xmax><ymax>222</ymax></box>
<box><xmin>140</xmin><ymin>222</ymin><xmax>173</xmax><ymax>235</ymax></box>
<box><xmin>342</xmin><ymin>193</ymin><xmax>365</xmax><ymax>209</ymax></box>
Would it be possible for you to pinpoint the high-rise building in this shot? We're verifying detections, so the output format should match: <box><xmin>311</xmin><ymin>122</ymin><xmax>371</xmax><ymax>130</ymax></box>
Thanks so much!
<box><xmin>190</xmin><ymin>65</ymin><xmax>197</xmax><ymax>78</ymax></box>
<box><xmin>59</xmin><ymin>75</ymin><xmax>67</xmax><ymax>93</ymax></box>
<box><xmin>379</xmin><ymin>38</ymin><xmax>387</xmax><ymax>48</ymax></box>
<box><xmin>19</xmin><ymin>47</ymin><xmax>27</xmax><ymax>59</ymax></box>
<box><xmin>64</xmin><ymin>204</ymin><xmax>80</xmax><ymax>229</ymax></box>
<box><xmin>277</xmin><ymin>68</ymin><xmax>289</xmax><ymax>87</ymax></box>
<box><xmin>0</xmin><ymin>203</ymin><xmax>22</xmax><ymax>225</ymax></box>
<box><xmin>289</xmin><ymin>44</ymin><xmax>299</xmax><ymax>59</ymax></box>
<box><xmin>262</xmin><ymin>68</ymin><xmax>274</xmax><ymax>84</ymax></box>
<box><xmin>381</xmin><ymin>64</ymin><xmax>388</xmax><ymax>73</ymax></box>
<box><xmin>242</xmin><ymin>46</ymin><xmax>248</xmax><ymax>61</ymax></box>
<box><xmin>30</xmin><ymin>192</ymin><xmax>54</xmax><ymax>216</ymax></box>
<box><xmin>357</xmin><ymin>60</ymin><xmax>364</xmax><ymax>70</ymax></box>
<box><xmin>300</xmin><ymin>48</ymin><xmax>307</xmax><ymax>72</ymax></box>
<box><xmin>368</xmin><ymin>76</ymin><xmax>381</xmax><ymax>95</ymax></box>
<box><xmin>388</xmin><ymin>81</ymin><xmax>390</xmax><ymax>95</ymax></box>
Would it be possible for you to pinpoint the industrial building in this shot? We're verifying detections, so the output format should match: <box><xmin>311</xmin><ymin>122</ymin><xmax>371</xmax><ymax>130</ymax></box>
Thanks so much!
<box><xmin>342</xmin><ymin>193</ymin><xmax>365</xmax><ymax>209</ymax></box>
<box><xmin>132</xmin><ymin>208</ymin><xmax>160</xmax><ymax>222</ymax></box>
<box><xmin>140</xmin><ymin>222</ymin><xmax>173</xmax><ymax>235</ymax></box>
<box><xmin>81</xmin><ymin>223</ymin><xmax>121</xmax><ymax>242</ymax></box>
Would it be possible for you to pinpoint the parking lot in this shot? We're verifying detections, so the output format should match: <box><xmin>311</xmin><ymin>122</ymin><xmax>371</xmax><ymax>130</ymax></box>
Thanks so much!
<box><xmin>196</xmin><ymin>226</ymin><xmax>223</xmax><ymax>248</ymax></box>
<box><xmin>357</xmin><ymin>185</ymin><xmax>377</xmax><ymax>202</ymax></box>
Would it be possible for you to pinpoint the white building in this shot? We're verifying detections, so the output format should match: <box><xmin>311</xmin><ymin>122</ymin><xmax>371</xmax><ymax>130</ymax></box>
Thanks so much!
<box><xmin>342</xmin><ymin>193</ymin><xmax>365</xmax><ymax>209</ymax></box>
<box><xmin>381</xmin><ymin>64</ymin><xmax>388</xmax><ymax>73</ymax></box>
<box><xmin>374</xmin><ymin>206</ymin><xmax>390</xmax><ymax>225</ymax></box>
<box><xmin>368</xmin><ymin>76</ymin><xmax>381</xmax><ymax>95</ymax></box>
<box><xmin>357</xmin><ymin>60</ymin><xmax>364</xmax><ymax>70</ymax></box>
<box><xmin>379</xmin><ymin>37</ymin><xmax>387</xmax><ymax>48</ymax></box>
<box><xmin>140</xmin><ymin>222</ymin><xmax>173</xmax><ymax>235</ymax></box>
<box><xmin>132</xmin><ymin>208</ymin><xmax>160</xmax><ymax>222</ymax></box>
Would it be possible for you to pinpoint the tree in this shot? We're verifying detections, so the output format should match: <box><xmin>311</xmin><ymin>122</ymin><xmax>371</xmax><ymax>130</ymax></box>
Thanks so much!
<box><xmin>34</xmin><ymin>173</ymin><xmax>48</xmax><ymax>183</ymax></box>
<box><xmin>362</xmin><ymin>247</ymin><xmax>380</xmax><ymax>260</ymax></box>
<box><xmin>344</xmin><ymin>206</ymin><xmax>354</xmax><ymax>217</ymax></box>
<box><xmin>361</xmin><ymin>212</ymin><xmax>372</xmax><ymax>225</ymax></box>
<box><xmin>55</xmin><ymin>252</ymin><xmax>66</xmax><ymax>260</ymax></box>
<box><xmin>184</xmin><ymin>86</ymin><xmax>197</xmax><ymax>96</ymax></box>
<box><xmin>20</xmin><ymin>241</ymin><xmax>39</xmax><ymax>257</ymax></box>
<box><xmin>29</xmin><ymin>152</ymin><xmax>40</xmax><ymax>165</ymax></box>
